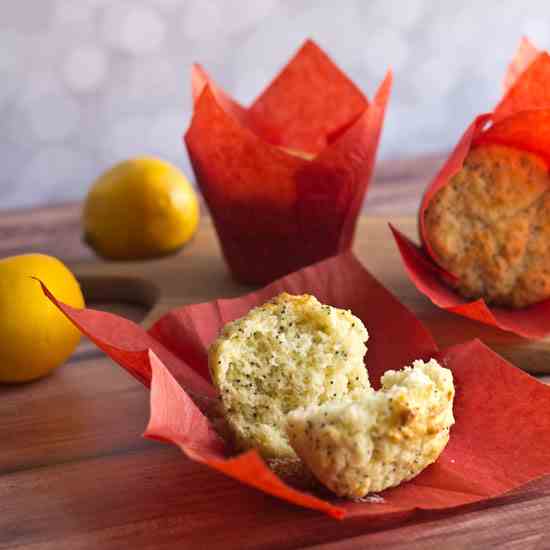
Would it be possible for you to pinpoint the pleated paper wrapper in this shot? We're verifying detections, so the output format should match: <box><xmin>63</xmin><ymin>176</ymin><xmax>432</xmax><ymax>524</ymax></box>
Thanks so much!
<box><xmin>185</xmin><ymin>40</ymin><xmax>391</xmax><ymax>284</ymax></box>
<box><xmin>42</xmin><ymin>251</ymin><xmax>550</xmax><ymax>519</ymax></box>
<box><xmin>392</xmin><ymin>38</ymin><xmax>550</xmax><ymax>339</ymax></box>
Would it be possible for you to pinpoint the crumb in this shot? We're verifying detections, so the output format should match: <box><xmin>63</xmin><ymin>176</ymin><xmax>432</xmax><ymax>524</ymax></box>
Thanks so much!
<box><xmin>353</xmin><ymin>494</ymin><xmax>386</xmax><ymax>504</ymax></box>
<box><xmin>208</xmin><ymin>293</ymin><xmax>369</xmax><ymax>459</ymax></box>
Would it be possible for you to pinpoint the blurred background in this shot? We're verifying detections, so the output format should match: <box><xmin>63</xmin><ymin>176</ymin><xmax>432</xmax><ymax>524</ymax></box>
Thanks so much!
<box><xmin>2</xmin><ymin>0</ymin><xmax>549</xmax><ymax>208</ymax></box>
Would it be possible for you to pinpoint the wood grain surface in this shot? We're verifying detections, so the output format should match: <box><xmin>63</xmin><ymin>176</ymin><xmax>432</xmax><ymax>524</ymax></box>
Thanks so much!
<box><xmin>2</xmin><ymin>158</ymin><xmax>550</xmax><ymax>550</ymax></box>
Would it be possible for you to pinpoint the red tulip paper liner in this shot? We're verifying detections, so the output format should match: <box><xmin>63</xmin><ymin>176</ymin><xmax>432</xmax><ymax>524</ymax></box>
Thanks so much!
<box><xmin>185</xmin><ymin>39</ymin><xmax>392</xmax><ymax>285</ymax></box>
<box><xmin>392</xmin><ymin>38</ymin><xmax>550</xmax><ymax>339</ymax></box>
<box><xmin>41</xmin><ymin>251</ymin><xmax>550</xmax><ymax>520</ymax></box>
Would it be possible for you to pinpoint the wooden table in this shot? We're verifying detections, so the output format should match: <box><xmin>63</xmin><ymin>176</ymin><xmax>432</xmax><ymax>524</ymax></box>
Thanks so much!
<box><xmin>2</xmin><ymin>155</ymin><xmax>549</xmax><ymax>550</ymax></box>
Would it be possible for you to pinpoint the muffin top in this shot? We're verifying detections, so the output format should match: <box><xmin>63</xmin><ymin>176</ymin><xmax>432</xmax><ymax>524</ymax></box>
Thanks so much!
<box><xmin>424</xmin><ymin>144</ymin><xmax>550</xmax><ymax>308</ymax></box>
<box><xmin>208</xmin><ymin>293</ymin><xmax>370</xmax><ymax>458</ymax></box>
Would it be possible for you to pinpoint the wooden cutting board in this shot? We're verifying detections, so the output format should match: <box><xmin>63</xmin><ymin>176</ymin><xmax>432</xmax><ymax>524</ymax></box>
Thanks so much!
<box><xmin>75</xmin><ymin>216</ymin><xmax>550</xmax><ymax>374</ymax></box>
<box><xmin>2</xmin><ymin>214</ymin><xmax>550</xmax><ymax>550</ymax></box>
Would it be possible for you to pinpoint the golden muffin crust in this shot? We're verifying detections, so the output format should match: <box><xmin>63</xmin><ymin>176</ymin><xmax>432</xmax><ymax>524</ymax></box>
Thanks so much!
<box><xmin>208</xmin><ymin>293</ymin><xmax>370</xmax><ymax>459</ymax></box>
<box><xmin>424</xmin><ymin>145</ymin><xmax>550</xmax><ymax>308</ymax></box>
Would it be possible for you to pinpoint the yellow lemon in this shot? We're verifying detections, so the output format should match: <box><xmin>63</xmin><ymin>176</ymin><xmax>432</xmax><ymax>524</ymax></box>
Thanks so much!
<box><xmin>83</xmin><ymin>157</ymin><xmax>199</xmax><ymax>260</ymax></box>
<box><xmin>0</xmin><ymin>254</ymin><xmax>84</xmax><ymax>383</ymax></box>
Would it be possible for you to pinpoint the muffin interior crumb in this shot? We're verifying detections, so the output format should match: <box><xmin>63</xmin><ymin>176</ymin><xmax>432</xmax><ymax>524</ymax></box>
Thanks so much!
<box><xmin>209</xmin><ymin>293</ymin><xmax>369</xmax><ymax>458</ymax></box>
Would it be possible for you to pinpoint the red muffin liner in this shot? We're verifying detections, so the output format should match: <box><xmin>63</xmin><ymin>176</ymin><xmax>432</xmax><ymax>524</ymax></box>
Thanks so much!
<box><xmin>185</xmin><ymin>40</ymin><xmax>391</xmax><ymax>284</ymax></box>
<box><xmin>41</xmin><ymin>252</ymin><xmax>550</xmax><ymax>519</ymax></box>
<box><xmin>392</xmin><ymin>38</ymin><xmax>550</xmax><ymax>339</ymax></box>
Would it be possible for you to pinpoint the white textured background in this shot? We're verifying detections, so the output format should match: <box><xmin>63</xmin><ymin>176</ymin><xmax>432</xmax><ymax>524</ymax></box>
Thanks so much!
<box><xmin>2</xmin><ymin>0</ymin><xmax>550</xmax><ymax>208</ymax></box>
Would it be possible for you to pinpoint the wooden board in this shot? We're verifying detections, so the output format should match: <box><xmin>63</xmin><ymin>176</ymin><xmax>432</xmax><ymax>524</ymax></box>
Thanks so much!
<box><xmin>74</xmin><ymin>216</ymin><xmax>550</xmax><ymax>374</ymax></box>
<box><xmin>2</xmin><ymin>214</ymin><xmax>550</xmax><ymax>550</ymax></box>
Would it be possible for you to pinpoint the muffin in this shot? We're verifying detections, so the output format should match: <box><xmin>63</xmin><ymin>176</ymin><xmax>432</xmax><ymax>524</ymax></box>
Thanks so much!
<box><xmin>208</xmin><ymin>293</ymin><xmax>370</xmax><ymax>459</ymax></box>
<box><xmin>424</xmin><ymin>144</ymin><xmax>550</xmax><ymax>308</ymax></box>
<box><xmin>286</xmin><ymin>359</ymin><xmax>455</xmax><ymax>498</ymax></box>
